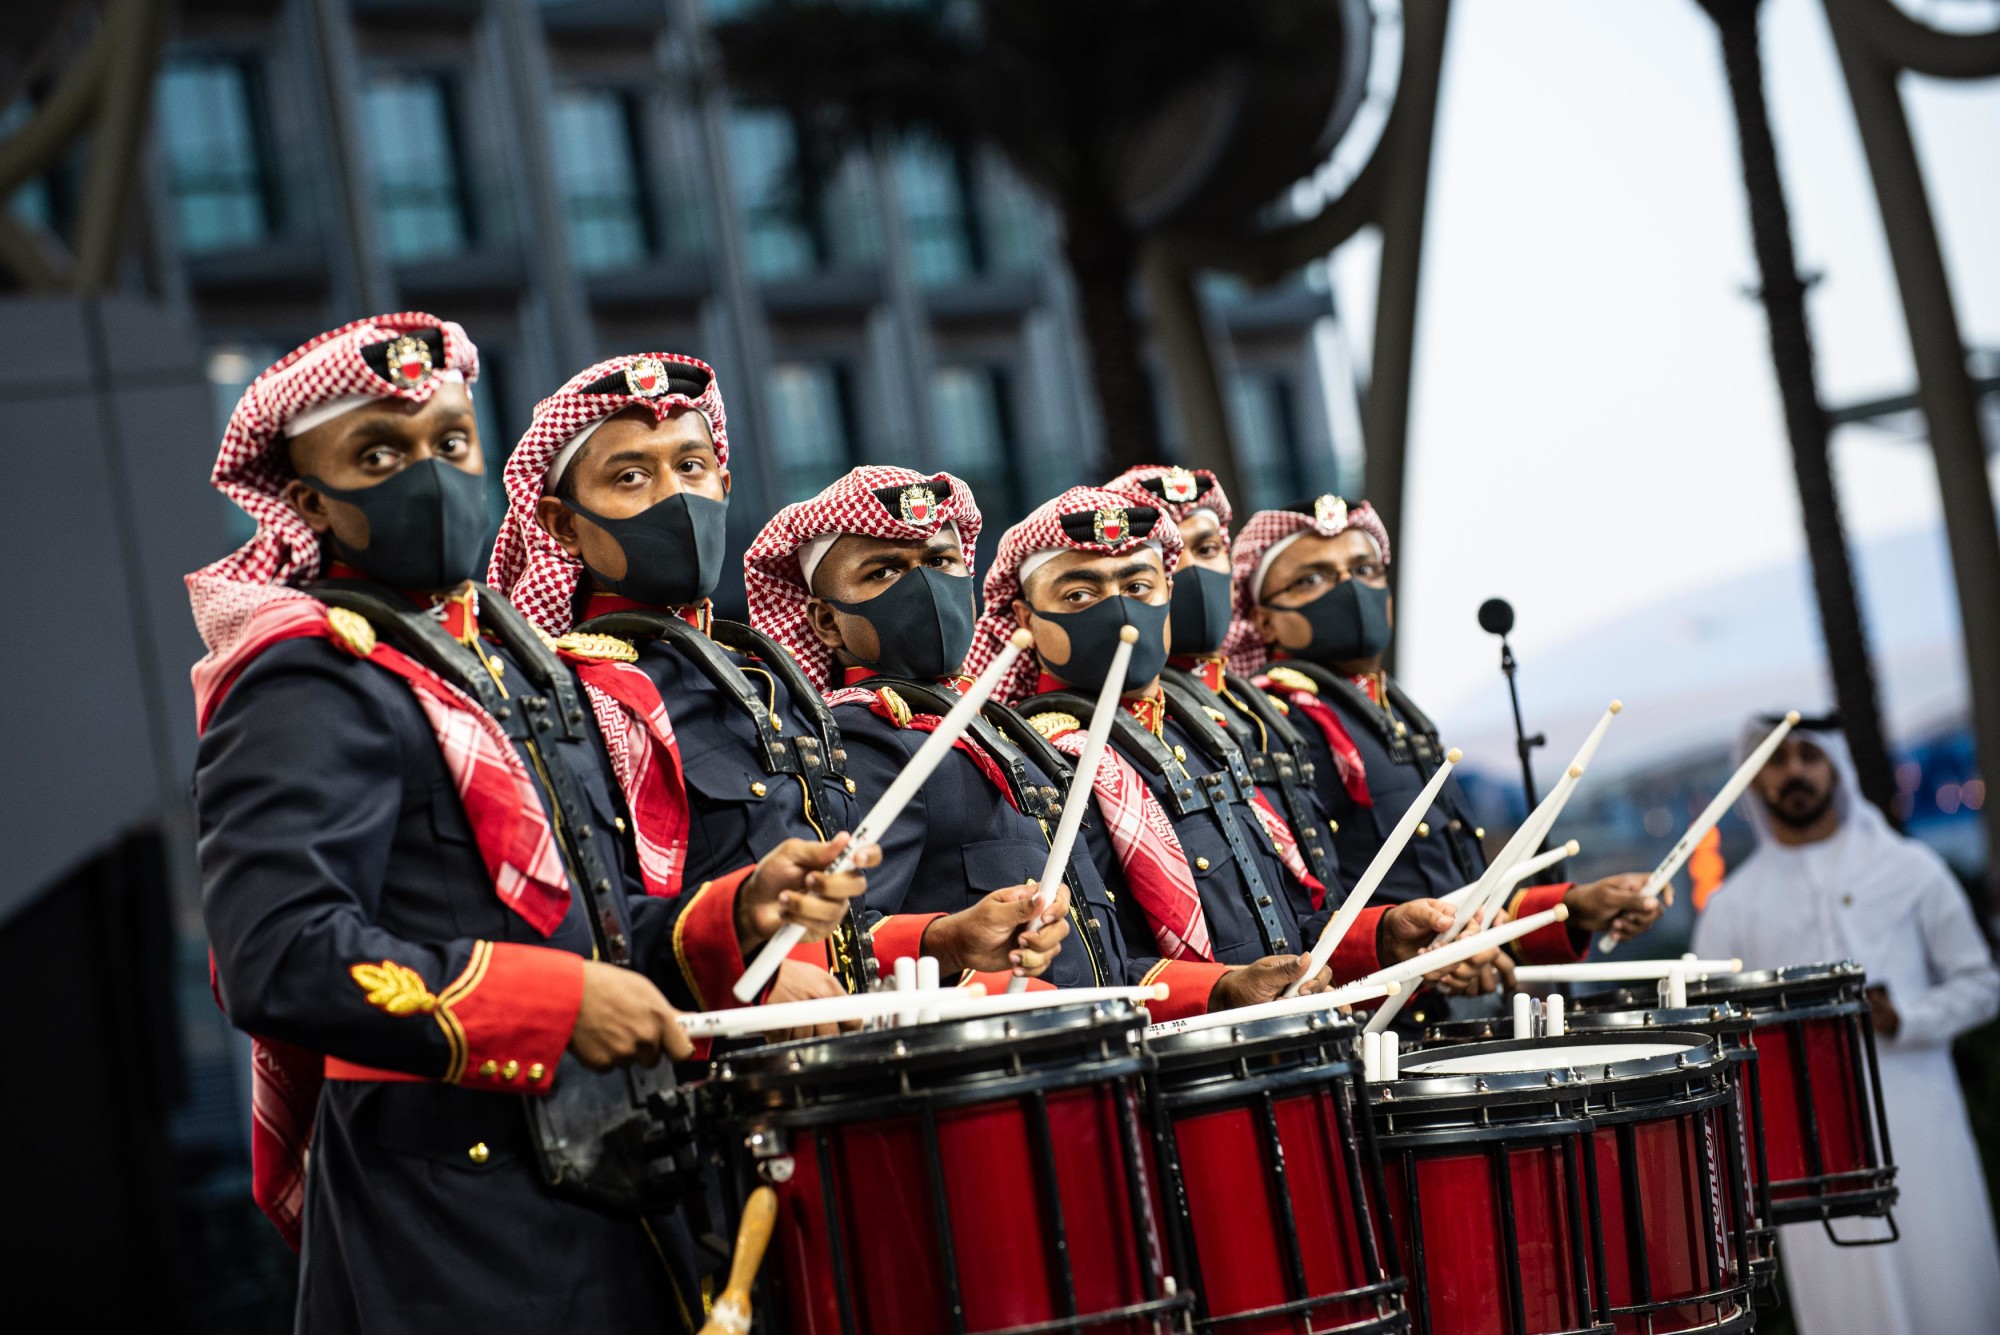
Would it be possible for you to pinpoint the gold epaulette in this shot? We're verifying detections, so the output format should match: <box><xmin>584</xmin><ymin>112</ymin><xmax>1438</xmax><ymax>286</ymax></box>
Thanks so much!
<box><xmin>875</xmin><ymin>686</ymin><xmax>912</xmax><ymax>728</ymax></box>
<box><xmin>1268</xmin><ymin>696</ymin><xmax>1291</xmax><ymax>715</ymax></box>
<box><xmin>1202</xmin><ymin>705</ymin><xmax>1230</xmax><ymax>728</ymax></box>
<box><xmin>533</xmin><ymin>625</ymin><xmax>560</xmax><ymax>652</ymax></box>
<box><xmin>1265</xmin><ymin>664</ymin><xmax>1319</xmax><ymax>696</ymax></box>
<box><xmin>326</xmin><ymin>607</ymin><xmax>377</xmax><ymax>658</ymax></box>
<box><xmin>1028</xmin><ymin>711</ymin><xmax>1082</xmax><ymax>740</ymax></box>
<box><xmin>554</xmin><ymin>631</ymin><xmax>639</xmax><ymax>663</ymax></box>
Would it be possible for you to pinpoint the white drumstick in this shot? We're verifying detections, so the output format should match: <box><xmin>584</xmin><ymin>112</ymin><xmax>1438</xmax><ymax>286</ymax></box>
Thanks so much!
<box><xmin>683</xmin><ymin>982</ymin><xmax>1170</xmax><ymax>1040</ymax></box>
<box><xmin>1463</xmin><ymin>700</ymin><xmax>1619</xmax><ymax>930</ymax></box>
<box><xmin>1442</xmin><ymin>842</ymin><xmax>1578</xmax><ymax>913</ymax></box>
<box><xmin>732</xmin><ymin>630</ymin><xmax>1034</xmax><ymax>1002</ymax></box>
<box><xmin>1362</xmin><ymin>905</ymin><xmax>1570</xmax><ymax>1034</ymax></box>
<box><xmin>1027</xmin><ymin>629</ymin><xmax>1138</xmax><ymax>923</ymax></box>
<box><xmin>1144</xmin><ymin>978</ymin><xmax>1401</xmax><ymax>1039</ymax></box>
<box><xmin>1512</xmin><ymin>958</ymin><xmax>1741</xmax><ymax>985</ymax></box>
<box><xmin>1282</xmin><ymin>747</ymin><xmax>1462</xmax><ymax>998</ymax></box>
<box><xmin>1597</xmin><ymin>710</ymin><xmax>1798</xmax><ymax>953</ymax></box>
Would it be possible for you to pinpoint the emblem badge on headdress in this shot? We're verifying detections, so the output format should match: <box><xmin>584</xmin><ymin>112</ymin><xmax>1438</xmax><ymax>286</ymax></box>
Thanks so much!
<box><xmin>1093</xmin><ymin>506</ymin><xmax>1129</xmax><ymax>545</ymax></box>
<box><xmin>383</xmin><ymin>335</ymin><xmax>433</xmax><ymax>389</ymax></box>
<box><xmin>1314</xmin><ymin>494</ymin><xmax>1348</xmax><ymax>531</ymax></box>
<box><xmin>899</xmin><ymin>484</ymin><xmax>938</xmax><ymax>526</ymax></box>
<box><xmin>1162</xmin><ymin>467</ymin><xmax>1198</xmax><ymax>503</ymax></box>
<box><xmin>624</xmin><ymin>356</ymin><xmax>670</xmax><ymax>397</ymax></box>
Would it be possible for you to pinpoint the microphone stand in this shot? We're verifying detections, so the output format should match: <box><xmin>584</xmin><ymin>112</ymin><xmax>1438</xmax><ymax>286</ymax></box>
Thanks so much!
<box><xmin>1497</xmin><ymin>633</ymin><xmax>1557</xmax><ymax>879</ymax></box>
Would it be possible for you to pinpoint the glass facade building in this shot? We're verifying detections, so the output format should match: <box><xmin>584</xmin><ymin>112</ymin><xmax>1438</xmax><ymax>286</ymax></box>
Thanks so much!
<box><xmin>146</xmin><ymin>0</ymin><xmax>1340</xmax><ymax>583</ymax></box>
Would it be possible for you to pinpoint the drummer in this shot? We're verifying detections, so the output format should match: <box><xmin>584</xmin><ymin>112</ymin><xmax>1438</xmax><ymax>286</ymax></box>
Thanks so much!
<box><xmin>1101</xmin><ymin>465</ymin><xmax>1337</xmax><ymax>886</ymax></box>
<box><xmin>965</xmin><ymin>486</ymin><xmax>1487</xmax><ymax>990</ymax></box>
<box><xmin>490</xmin><ymin>356</ymin><xmax>1061</xmax><ymax>999</ymax></box>
<box><xmin>1230</xmin><ymin>496</ymin><xmax>1665</xmax><ymax>964</ymax></box>
<box><xmin>744</xmin><ymin>465</ymin><xmax>1338</xmax><ymax>1020</ymax></box>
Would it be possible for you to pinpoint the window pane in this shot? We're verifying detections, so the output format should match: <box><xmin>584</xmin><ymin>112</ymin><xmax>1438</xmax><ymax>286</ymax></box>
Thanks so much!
<box><xmin>1</xmin><ymin>100</ymin><xmax>55</xmax><ymax>230</ymax></box>
<box><xmin>728</xmin><ymin>109</ymin><xmax>815</xmax><ymax>280</ymax></box>
<box><xmin>767</xmin><ymin>362</ymin><xmax>854</xmax><ymax>500</ymax></box>
<box><xmin>976</xmin><ymin>153</ymin><xmax>1042</xmax><ymax>274</ymax></box>
<box><xmin>931</xmin><ymin>366</ymin><xmax>1015</xmax><ymax>522</ymax></box>
<box><xmin>156</xmin><ymin>57</ymin><xmax>272</xmax><ymax>253</ymax></box>
<box><xmin>361</xmin><ymin>74</ymin><xmax>469</xmax><ymax>261</ymax></box>
<box><xmin>550</xmin><ymin>89</ymin><xmax>651</xmax><ymax>272</ymax></box>
<box><xmin>895</xmin><ymin>136</ymin><xmax>973</xmax><ymax>287</ymax></box>
<box><xmin>1230</xmin><ymin>371</ymin><xmax>1304</xmax><ymax>512</ymax></box>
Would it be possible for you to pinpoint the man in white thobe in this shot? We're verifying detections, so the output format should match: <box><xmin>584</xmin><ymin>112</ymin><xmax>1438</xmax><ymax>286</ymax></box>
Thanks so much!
<box><xmin>1693</xmin><ymin>715</ymin><xmax>2000</xmax><ymax>1334</ymax></box>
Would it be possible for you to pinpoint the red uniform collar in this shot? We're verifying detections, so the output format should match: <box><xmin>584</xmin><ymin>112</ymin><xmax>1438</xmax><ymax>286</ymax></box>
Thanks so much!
<box><xmin>582</xmin><ymin>591</ymin><xmax>711</xmax><ymax>634</ymax></box>
<box><xmin>840</xmin><ymin>664</ymin><xmax>975</xmax><ymax>690</ymax></box>
<box><xmin>1168</xmin><ymin>653</ymin><xmax>1226</xmax><ymax>693</ymax></box>
<box><xmin>1034</xmin><ymin>670</ymin><xmax>1166</xmax><ymax>736</ymax></box>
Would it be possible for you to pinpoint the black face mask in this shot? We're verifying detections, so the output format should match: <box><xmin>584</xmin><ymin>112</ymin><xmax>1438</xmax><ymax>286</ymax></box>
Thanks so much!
<box><xmin>1169</xmin><ymin>565</ymin><xmax>1234</xmax><ymax>656</ymax></box>
<box><xmin>1290</xmin><ymin>578</ymin><xmax>1394</xmax><ymax>666</ymax></box>
<box><xmin>823</xmin><ymin>566</ymin><xmax>976</xmax><ymax>681</ymax></box>
<box><xmin>1036</xmin><ymin>594</ymin><xmax>1172</xmax><ymax>695</ymax></box>
<box><xmin>306</xmin><ymin>459</ymin><xmax>493</xmax><ymax>590</ymax></box>
<box><xmin>564</xmin><ymin>491</ymin><xmax>729</xmax><ymax>608</ymax></box>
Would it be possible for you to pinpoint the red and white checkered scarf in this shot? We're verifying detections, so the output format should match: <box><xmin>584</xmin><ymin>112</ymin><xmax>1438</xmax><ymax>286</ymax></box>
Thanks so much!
<box><xmin>744</xmin><ymin>464</ymin><xmax>982</xmax><ymax>692</ymax></box>
<box><xmin>184</xmin><ymin>316</ymin><xmax>575</xmax><ymax>1252</ymax></box>
<box><xmin>1226</xmin><ymin>496</ymin><xmax>1392</xmax><ymax>676</ymax></box>
<box><xmin>487</xmin><ymin>352</ymin><xmax>731</xmax><ymax>902</ymax></box>
<box><xmin>965</xmin><ymin>489</ymin><xmax>1218</xmax><ymax>959</ymax></box>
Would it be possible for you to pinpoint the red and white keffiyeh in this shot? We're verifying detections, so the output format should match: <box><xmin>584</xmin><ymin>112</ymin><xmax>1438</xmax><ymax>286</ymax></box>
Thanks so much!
<box><xmin>486</xmin><ymin>352</ymin><xmax>730</xmax><ymax>902</ymax></box>
<box><xmin>966</xmin><ymin>486</ymin><xmax>1186</xmax><ymax>707</ymax></box>
<box><xmin>1227</xmin><ymin>496</ymin><xmax>1392</xmax><ymax>676</ymax></box>
<box><xmin>487</xmin><ymin>351</ymin><xmax>730</xmax><ymax>638</ymax></box>
<box><xmin>186</xmin><ymin>312</ymin><xmax>480</xmax><ymax>655</ymax></box>
<box><xmin>1101</xmin><ymin>464</ymin><xmax>1232</xmax><ymax>531</ymax></box>
<box><xmin>744</xmin><ymin>464</ymin><xmax>982</xmax><ymax>691</ymax></box>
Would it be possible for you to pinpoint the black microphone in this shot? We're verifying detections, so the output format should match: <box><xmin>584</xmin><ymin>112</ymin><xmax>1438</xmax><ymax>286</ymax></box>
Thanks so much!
<box><xmin>1480</xmin><ymin>596</ymin><xmax>1554</xmax><ymax>875</ymax></box>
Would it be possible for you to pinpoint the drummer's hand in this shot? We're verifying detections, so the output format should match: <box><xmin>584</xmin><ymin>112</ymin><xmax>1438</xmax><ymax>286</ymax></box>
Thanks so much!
<box><xmin>1209</xmin><ymin>954</ymin><xmax>1331</xmax><ymax>1011</ymax></box>
<box><xmin>923</xmin><ymin>882</ymin><xmax>1072</xmax><ymax>976</ymax></box>
<box><xmin>1376</xmin><ymin>899</ymin><xmax>1457</xmax><ymax>967</ymax></box>
<box><xmin>1564</xmin><ymin>873</ymin><xmax>1664</xmax><ymax>942</ymax></box>
<box><xmin>737</xmin><ymin>833</ymin><xmax>881</xmax><ymax>954</ymax></box>
<box><xmin>570</xmin><ymin>961</ymin><xmax>694</xmax><ymax>1071</ymax></box>
<box><xmin>1432</xmin><ymin>948</ymin><xmax>1507</xmax><ymax>997</ymax></box>
<box><xmin>767</xmin><ymin>960</ymin><xmax>855</xmax><ymax>1039</ymax></box>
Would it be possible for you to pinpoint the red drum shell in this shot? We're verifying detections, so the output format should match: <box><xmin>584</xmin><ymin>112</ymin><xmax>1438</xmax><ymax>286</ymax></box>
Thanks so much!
<box><xmin>1377</xmin><ymin>1033</ymin><xmax>1753</xmax><ymax>1335</ymax></box>
<box><xmin>1573</xmin><ymin>963</ymin><xmax>1897</xmax><ymax>1225</ymax></box>
<box><xmin>1151</xmin><ymin>1012</ymin><xmax>1406</xmax><ymax>1334</ymax></box>
<box><xmin>701</xmin><ymin>1000</ymin><xmax>1186</xmax><ymax>1335</ymax></box>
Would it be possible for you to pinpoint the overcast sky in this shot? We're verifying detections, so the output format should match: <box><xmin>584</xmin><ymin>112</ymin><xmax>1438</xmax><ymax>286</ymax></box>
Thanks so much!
<box><xmin>1327</xmin><ymin>0</ymin><xmax>2000</xmax><ymax>734</ymax></box>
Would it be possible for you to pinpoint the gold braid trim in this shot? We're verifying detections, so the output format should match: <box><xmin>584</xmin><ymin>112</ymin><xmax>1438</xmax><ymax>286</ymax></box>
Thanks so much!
<box><xmin>555</xmin><ymin>631</ymin><xmax>640</xmax><ymax>663</ymax></box>
<box><xmin>1028</xmin><ymin>711</ymin><xmax>1081</xmax><ymax>740</ymax></box>
<box><xmin>1265</xmin><ymin>665</ymin><xmax>1319</xmax><ymax>696</ymax></box>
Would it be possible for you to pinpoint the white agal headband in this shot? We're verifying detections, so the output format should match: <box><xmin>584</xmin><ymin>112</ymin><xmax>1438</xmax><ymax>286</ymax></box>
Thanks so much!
<box><xmin>283</xmin><ymin>369</ymin><xmax>465</xmax><ymax>438</ymax></box>
<box><xmin>802</xmin><ymin>523</ymin><xmax>960</xmax><ymax>593</ymax></box>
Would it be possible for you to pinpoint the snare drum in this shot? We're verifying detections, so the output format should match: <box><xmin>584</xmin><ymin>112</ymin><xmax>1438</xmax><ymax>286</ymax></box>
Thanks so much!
<box><xmin>1577</xmin><ymin>963</ymin><xmax>1897</xmax><ymax>1226</ymax></box>
<box><xmin>698</xmin><ymin>999</ymin><xmax>1189</xmax><ymax>1335</ymax></box>
<box><xmin>1374</xmin><ymin>1033</ymin><xmax>1752</xmax><ymax>1335</ymax></box>
<box><xmin>1424</xmin><ymin>1005</ymin><xmax>1775</xmax><ymax>1292</ymax></box>
<box><xmin>1150</xmin><ymin>1011</ymin><xmax>1408</xmax><ymax>1334</ymax></box>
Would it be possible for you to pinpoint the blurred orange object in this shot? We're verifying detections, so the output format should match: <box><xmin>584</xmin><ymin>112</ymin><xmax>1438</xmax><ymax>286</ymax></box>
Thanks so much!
<box><xmin>1690</xmin><ymin>827</ymin><xmax>1727</xmax><ymax>911</ymax></box>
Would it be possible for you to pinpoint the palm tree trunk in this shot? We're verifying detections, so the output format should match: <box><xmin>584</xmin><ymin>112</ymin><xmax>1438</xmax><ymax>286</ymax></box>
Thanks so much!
<box><xmin>1058</xmin><ymin>191</ymin><xmax>1165</xmax><ymax>476</ymax></box>
<box><xmin>1697</xmin><ymin>0</ymin><xmax>1900</xmax><ymax>823</ymax></box>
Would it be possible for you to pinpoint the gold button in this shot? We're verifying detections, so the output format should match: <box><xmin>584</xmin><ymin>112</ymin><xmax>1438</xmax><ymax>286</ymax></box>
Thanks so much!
<box><xmin>1195</xmin><ymin>856</ymin><xmax>1210</xmax><ymax>871</ymax></box>
<box><xmin>1475</xmin><ymin>827</ymin><xmax>1486</xmax><ymax>840</ymax></box>
<box><xmin>1173</xmin><ymin>745</ymin><xmax>1187</xmax><ymax>762</ymax></box>
<box><xmin>1328</xmin><ymin>820</ymin><xmax>1339</xmax><ymax>834</ymax></box>
<box><xmin>490</xmin><ymin>659</ymin><xmax>505</xmax><ymax>677</ymax></box>
<box><xmin>614</xmin><ymin>816</ymin><xmax>627</xmax><ymax>833</ymax></box>
<box><xmin>528</xmin><ymin>1063</ymin><xmax>546</xmax><ymax>1082</ymax></box>
<box><xmin>479</xmin><ymin>1060</ymin><xmax>498</xmax><ymax>1078</ymax></box>
<box><xmin>501</xmin><ymin>1060</ymin><xmax>520</xmax><ymax>1080</ymax></box>
<box><xmin>844</xmin><ymin>777</ymin><xmax>857</xmax><ymax>794</ymax></box>
<box><xmin>1394</xmin><ymin>722</ymin><xmax>1407</xmax><ymax>736</ymax></box>
<box><xmin>750</xmin><ymin>781</ymin><xmax>767</xmax><ymax>797</ymax></box>
<box><xmin>468</xmin><ymin>1142</ymin><xmax>490</xmax><ymax>1164</ymax></box>
<box><xmin>1417</xmin><ymin>822</ymin><xmax>1430</xmax><ymax>837</ymax></box>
